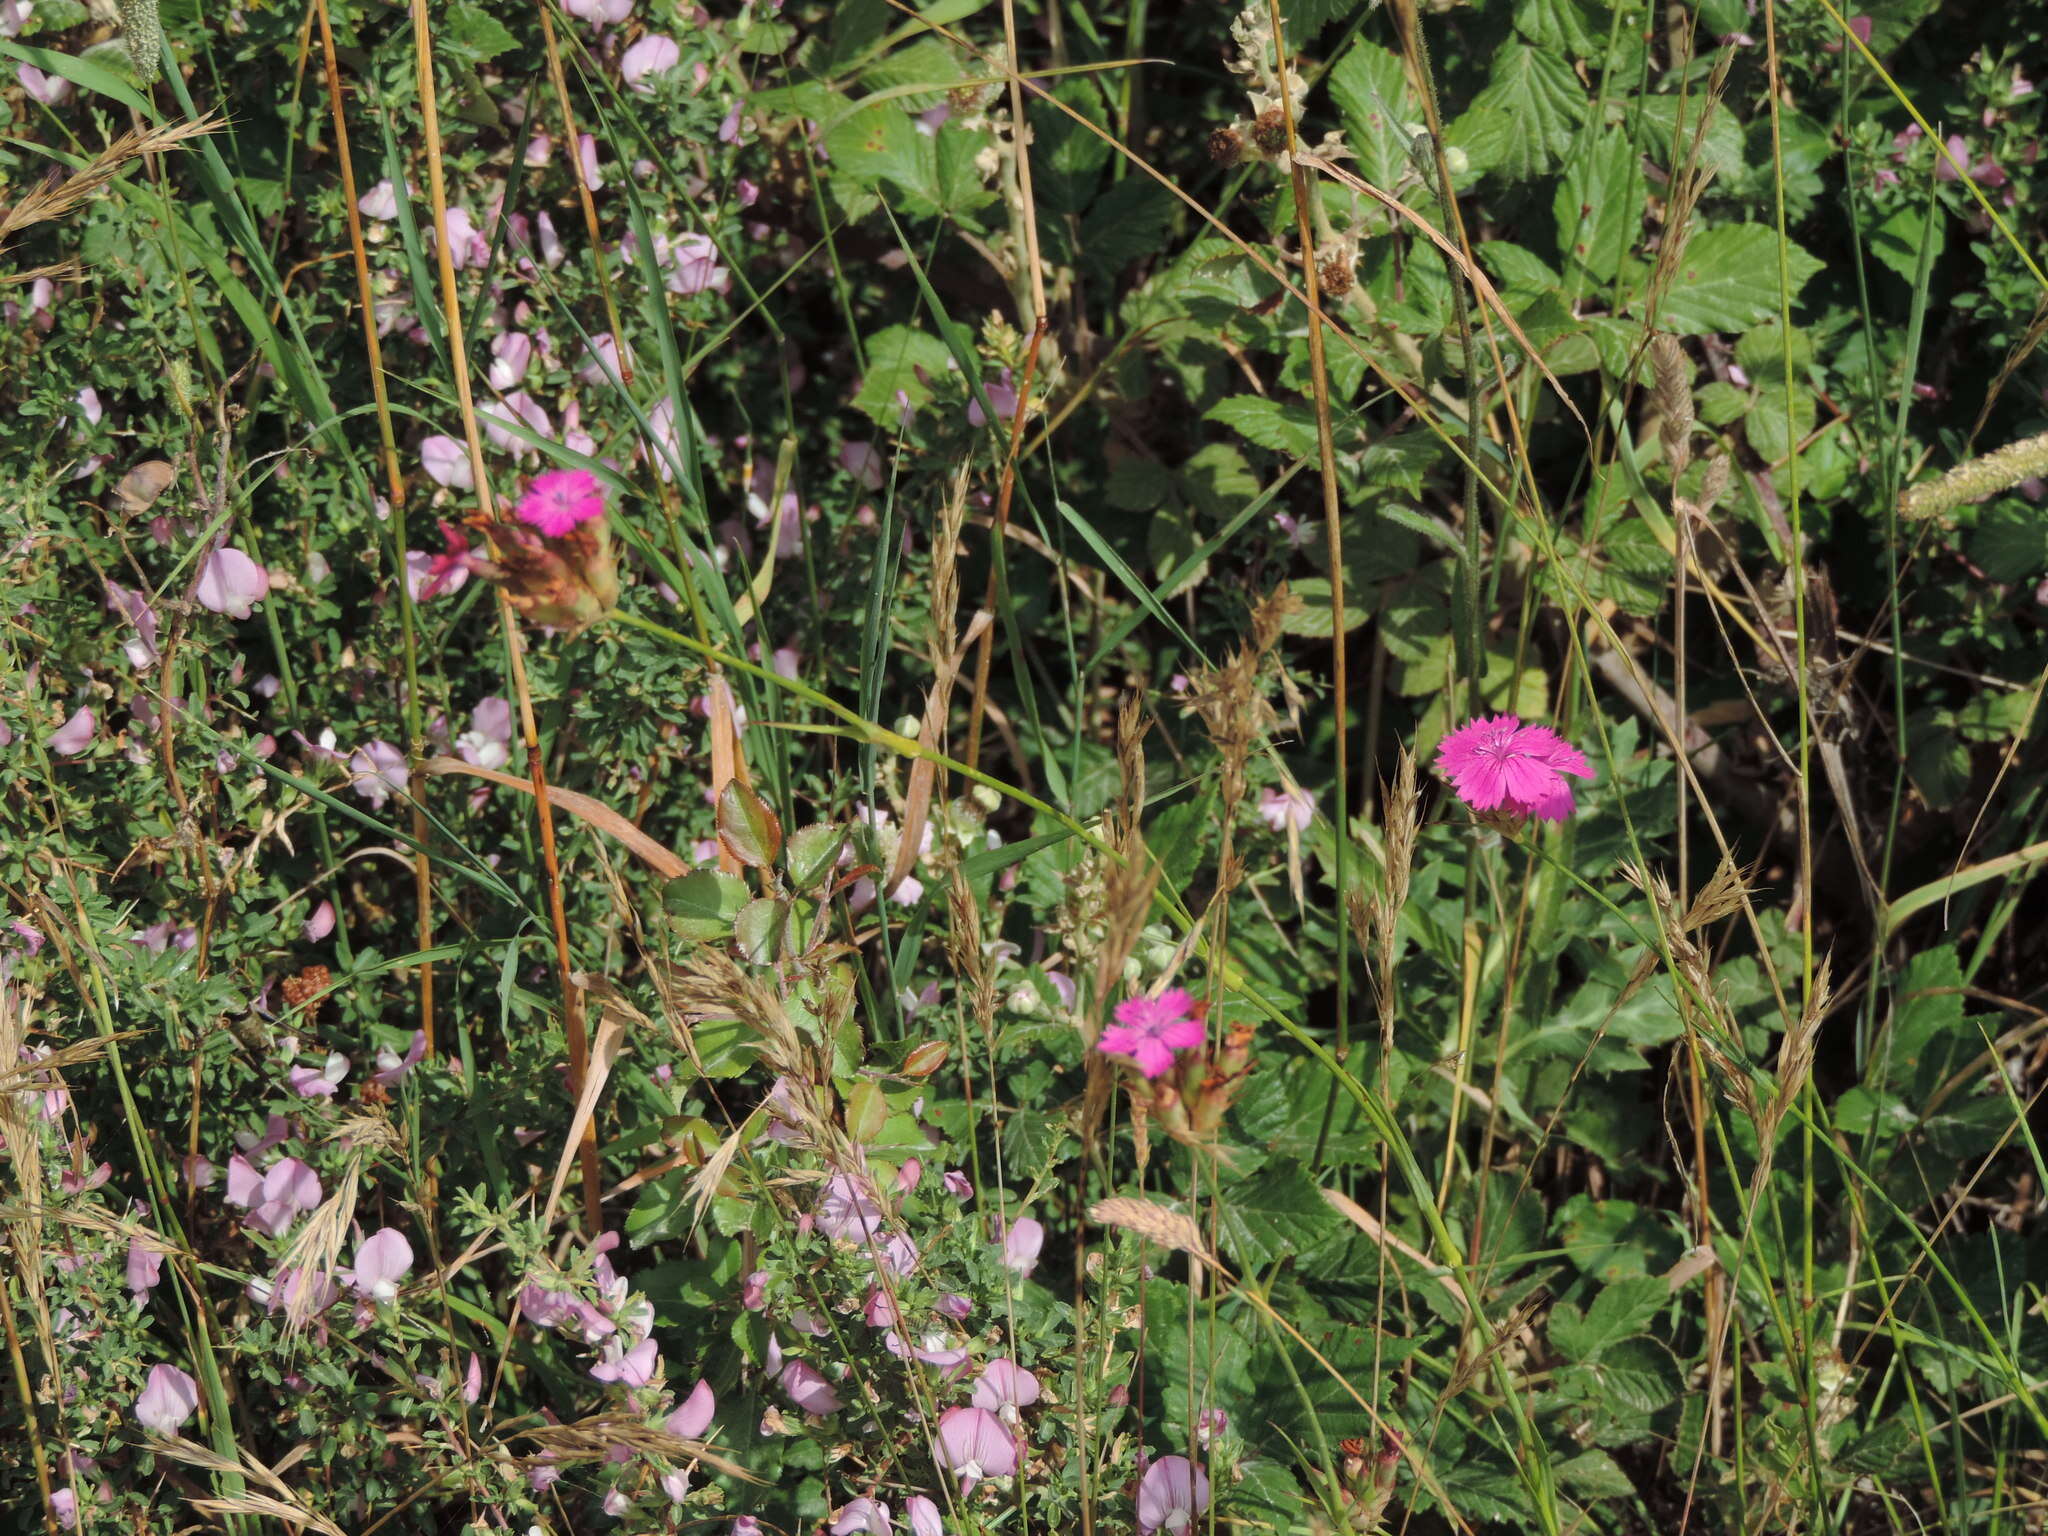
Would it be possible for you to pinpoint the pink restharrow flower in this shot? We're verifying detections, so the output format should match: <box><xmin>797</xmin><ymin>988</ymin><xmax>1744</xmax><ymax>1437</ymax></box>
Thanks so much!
<box><xmin>1098</xmin><ymin>988</ymin><xmax>1205</xmax><ymax>1078</ymax></box>
<box><xmin>933</xmin><ymin>1405</ymin><xmax>1018</xmax><ymax>1491</ymax></box>
<box><xmin>970</xmin><ymin>1358</ymin><xmax>1041</xmax><ymax>1421</ymax></box>
<box><xmin>1137</xmin><ymin>1455</ymin><xmax>1211</xmax><ymax>1535</ymax></box>
<box><xmin>133</xmin><ymin>1364</ymin><xmax>199</xmax><ymax>1435</ymax></box>
<box><xmin>1000</xmin><ymin>1216</ymin><xmax>1043</xmax><ymax>1276</ymax></box>
<box><xmin>830</xmin><ymin>1497</ymin><xmax>891</xmax><ymax>1535</ymax></box>
<box><xmin>516</xmin><ymin>468</ymin><xmax>607</xmax><ymax>537</ymax></box>
<box><xmin>666</xmin><ymin>1377</ymin><xmax>715</xmax><ymax>1438</ymax></box>
<box><xmin>779</xmin><ymin>1358</ymin><xmax>841</xmax><ymax>1414</ymax></box>
<box><xmin>195</xmin><ymin>547</ymin><xmax>271</xmax><ymax>619</ymax></box>
<box><xmin>590</xmin><ymin>1335</ymin><xmax>660</xmax><ymax>1387</ymax></box>
<box><xmin>348</xmin><ymin>1227</ymin><xmax>413</xmax><ymax>1302</ymax></box>
<box><xmin>1435</xmin><ymin>714</ymin><xmax>1593</xmax><ymax>823</ymax></box>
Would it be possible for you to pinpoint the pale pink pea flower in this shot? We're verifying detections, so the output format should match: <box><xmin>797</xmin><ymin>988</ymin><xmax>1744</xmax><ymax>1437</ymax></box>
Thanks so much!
<box><xmin>1257</xmin><ymin>783</ymin><xmax>1315</xmax><ymax>833</ymax></box>
<box><xmin>779</xmin><ymin>1358</ymin><xmax>841</xmax><ymax>1414</ymax></box>
<box><xmin>488</xmin><ymin>331</ymin><xmax>534</xmax><ymax>390</ymax></box>
<box><xmin>126</xmin><ymin>1237</ymin><xmax>163</xmax><ymax>1298</ymax></box>
<box><xmin>933</xmin><ymin>1405</ymin><xmax>1018</xmax><ymax>1491</ymax></box>
<box><xmin>347</xmin><ymin>1228</ymin><xmax>414</xmax><ymax>1302</ymax></box>
<box><xmin>358</xmin><ymin>179</ymin><xmax>401</xmax><ymax>220</ymax></box>
<box><xmin>590</xmin><ymin>1335</ymin><xmax>660</xmax><ymax>1387</ymax></box>
<box><xmin>348</xmin><ymin>741</ymin><xmax>408</xmax><ymax>810</ymax></box>
<box><xmin>101</xmin><ymin>581</ymin><xmax>157</xmax><ymax>671</ymax></box>
<box><xmin>1137</xmin><ymin>1455</ymin><xmax>1211</xmax><ymax>1535</ymax></box>
<box><xmin>666</xmin><ymin>1377</ymin><xmax>715</xmax><ymax>1437</ymax></box>
<box><xmin>194</xmin><ymin>547</ymin><xmax>270</xmax><ymax>619</ymax></box>
<box><xmin>420</xmin><ymin>434</ymin><xmax>474</xmax><ymax>489</ymax></box>
<box><xmin>49</xmin><ymin>707</ymin><xmax>95</xmax><ymax>757</ymax></box>
<box><xmin>371</xmin><ymin>1030</ymin><xmax>428</xmax><ymax>1085</ymax></box>
<box><xmin>621</xmin><ymin>33</ymin><xmax>680</xmax><ymax>91</ymax></box>
<box><xmin>1001</xmin><ymin>1215</ymin><xmax>1044</xmax><ymax>1276</ymax></box>
<box><xmin>832</xmin><ymin>1498</ymin><xmax>892</xmax><ymax>1535</ymax></box>
<box><xmin>18</xmin><ymin>63</ymin><xmax>73</xmax><ymax>105</ymax></box>
<box><xmin>970</xmin><ymin>1358</ymin><xmax>1041</xmax><ymax>1421</ymax></box>
<box><xmin>903</xmin><ymin>1497</ymin><xmax>944</xmax><ymax>1536</ymax></box>
<box><xmin>287</xmin><ymin>1052</ymin><xmax>349</xmax><ymax>1098</ymax></box>
<box><xmin>303</xmin><ymin>900</ymin><xmax>336</xmax><ymax>942</ymax></box>
<box><xmin>134</xmin><ymin>1364</ymin><xmax>199</xmax><ymax>1435</ymax></box>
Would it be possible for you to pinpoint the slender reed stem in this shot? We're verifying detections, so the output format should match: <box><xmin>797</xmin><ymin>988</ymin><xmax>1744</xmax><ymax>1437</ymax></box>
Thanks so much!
<box><xmin>410</xmin><ymin>0</ymin><xmax>601</xmax><ymax>1232</ymax></box>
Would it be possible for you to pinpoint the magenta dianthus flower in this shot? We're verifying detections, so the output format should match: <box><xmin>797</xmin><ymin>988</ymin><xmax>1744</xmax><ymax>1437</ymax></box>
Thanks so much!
<box><xmin>1435</xmin><ymin>714</ymin><xmax>1592</xmax><ymax>823</ymax></box>
<box><xmin>515</xmin><ymin>468</ymin><xmax>607</xmax><ymax>538</ymax></box>
<box><xmin>1098</xmin><ymin>988</ymin><xmax>1205</xmax><ymax>1078</ymax></box>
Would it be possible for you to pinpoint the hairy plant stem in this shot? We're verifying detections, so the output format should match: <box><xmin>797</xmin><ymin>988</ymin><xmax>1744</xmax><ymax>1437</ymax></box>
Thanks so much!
<box><xmin>314</xmin><ymin>0</ymin><xmax>435</xmax><ymax>1055</ymax></box>
<box><xmin>1259</xmin><ymin>0</ymin><xmax>1351</xmax><ymax>1172</ymax></box>
<box><xmin>411</xmin><ymin>0</ymin><xmax>600</xmax><ymax>1232</ymax></box>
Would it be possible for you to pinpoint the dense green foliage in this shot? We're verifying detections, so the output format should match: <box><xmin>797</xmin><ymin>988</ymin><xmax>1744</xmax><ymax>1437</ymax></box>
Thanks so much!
<box><xmin>4</xmin><ymin>0</ymin><xmax>2048</xmax><ymax>1531</ymax></box>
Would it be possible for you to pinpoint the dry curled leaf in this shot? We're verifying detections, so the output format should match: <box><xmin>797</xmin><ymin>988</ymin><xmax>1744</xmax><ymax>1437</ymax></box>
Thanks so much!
<box><xmin>113</xmin><ymin>459</ymin><xmax>177</xmax><ymax>515</ymax></box>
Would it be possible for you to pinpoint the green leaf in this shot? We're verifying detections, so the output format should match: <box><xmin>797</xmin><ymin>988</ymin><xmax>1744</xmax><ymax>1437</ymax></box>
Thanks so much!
<box><xmin>1206</xmin><ymin>395</ymin><xmax>1321</xmax><ymax>458</ymax></box>
<box><xmin>1967</xmin><ymin>499</ymin><xmax>2047</xmax><ymax>583</ymax></box>
<box><xmin>734</xmin><ymin>898</ymin><xmax>793</xmax><ymax>965</ymax></box>
<box><xmin>1630</xmin><ymin>95</ymin><xmax>1746</xmax><ymax>182</ymax></box>
<box><xmin>718</xmin><ymin>781</ymin><xmax>784</xmax><ymax>869</ymax></box>
<box><xmin>1452</xmin><ymin>44</ymin><xmax>1586</xmax><ymax>182</ymax></box>
<box><xmin>1591</xmin><ymin>1336</ymin><xmax>1683</xmax><ymax>1412</ymax></box>
<box><xmin>1279</xmin><ymin>577</ymin><xmax>1369</xmax><ymax>637</ymax></box>
<box><xmin>1904</xmin><ymin>707</ymin><xmax>1969</xmax><ymax>811</ymax></box>
<box><xmin>786</xmin><ymin>823</ymin><xmax>847</xmax><ymax>892</ymax></box>
<box><xmin>663</xmin><ymin>870</ymin><xmax>752</xmax><ymax>941</ymax></box>
<box><xmin>1516</xmin><ymin>0</ymin><xmax>1605</xmax><ymax>52</ymax></box>
<box><xmin>441</xmin><ymin>1</ymin><xmax>518</xmax><ymax>61</ymax></box>
<box><xmin>1280</xmin><ymin>0</ymin><xmax>1364</xmax><ymax>39</ymax></box>
<box><xmin>846</xmin><ymin>1080</ymin><xmax>890</xmax><ymax>1143</ymax></box>
<box><xmin>851</xmin><ymin>325</ymin><xmax>957</xmax><ymax>427</ymax></box>
<box><xmin>1870</xmin><ymin>200</ymin><xmax>1947</xmax><ymax>285</ymax></box>
<box><xmin>1647</xmin><ymin>224</ymin><xmax>1824</xmax><ymax>335</ymax></box>
<box><xmin>1326</xmin><ymin>42</ymin><xmax>1422</xmax><ymax>189</ymax></box>
<box><xmin>1215</xmin><ymin>1160</ymin><xmax>1346</xmax><ymax>1270</ymax></box>
<box><xmin>1557</xmin><ymin>1449</ymin><xmax>1635</xmax><ymax>1499</ymax></box>
<box><xmin>1549</xmin><ymin>1274</ymin><xmax>1669</xmax><ymax>1360</ymax></box>
<box><xmin>1554</xmin><ymin>128</ymin><xmax>1644</xmax><ymax>285</ymax></box>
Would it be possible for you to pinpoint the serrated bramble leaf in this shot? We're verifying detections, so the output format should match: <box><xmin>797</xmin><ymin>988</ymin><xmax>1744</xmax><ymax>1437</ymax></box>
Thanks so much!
<box><xmin>1550</xmin><ymin>1273</ymin><xmax>1670</xmax><ymax>1359</ymax></box>
<box><xmin>1206</xmin><ymin>395</ymin><xmax>1320</xmax><ymax>458</ymax></box>
<box><xmin>1279</xmin><ymin>577</ymin><xmax>1369</xmax><ymax>637</ymax></box>
<box><xmin>1453</xmin><ymin>44</ymin><xmax>1586</xmax><ymax>182</ymax></box>
<box><xmin>1326</xmin><ymin>42</ymin><xmax>1422</xmax><ymax>189</ymax></box>
<box><xmin>785</xmin><ymin>823</ymin><xmax>847</xmax><ymax>893</ymax></box>
<box><xmin>1555</xmin><ymin>128</ymin><xmax>1644</xmax><ymax>286</ymax></box>
<box><xmin>1214</xmin><ymin>1160</ymin><xmax>1346</xmax><ymax>1270</ymax></box>
<box><xmin>1647</xmin><ymin>224</ymin><xmax>1824</xmax><ymax>335</ymax></box>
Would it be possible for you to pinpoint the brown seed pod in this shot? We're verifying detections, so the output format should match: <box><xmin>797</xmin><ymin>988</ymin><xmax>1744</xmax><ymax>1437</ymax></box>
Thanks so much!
<box><xmin>1208</xmin><ymin>126</ymin><xmax>1244</xmax><ymax>166</ymax></box>
<box><xmin>1251</xmin><ymin>107</ymin><xmax>1288</xmax><ymax>156</ymax></box>
<box><xmin>1318</xmin><ymin>257</ymin><xmax>1355</xmax><ymax>297</ymax></box>
<box><xmin>280</xmin><ymin>964</ymin><xmax>331</xmax><ymax>1012</ymax></box>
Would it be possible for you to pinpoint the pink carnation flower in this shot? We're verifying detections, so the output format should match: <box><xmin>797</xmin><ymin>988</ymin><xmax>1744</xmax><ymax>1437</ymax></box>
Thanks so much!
<box><xmin>516</xmin><ymin>469</ymin><xmax>606</xmax><ymax>538</ymax></box>
<box><xmin>1435</xmin><ymin>714</ymin><xmax>1592</xmax><ymax>823</ymax></box>
<box><xmin>1098</xmin><ymin>988</ymin><xmax>1204</xmax><ymax>1078</ymax></box>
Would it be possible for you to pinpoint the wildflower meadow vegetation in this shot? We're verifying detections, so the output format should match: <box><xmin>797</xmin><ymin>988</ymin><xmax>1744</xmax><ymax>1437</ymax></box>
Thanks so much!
<box><xmin>5</xmin><ymin>0</ymin><xmax>2048</xmax><ymax>1530</ymax></box>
